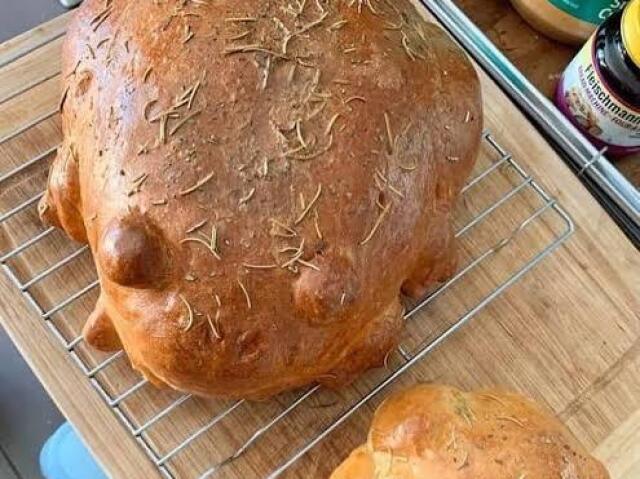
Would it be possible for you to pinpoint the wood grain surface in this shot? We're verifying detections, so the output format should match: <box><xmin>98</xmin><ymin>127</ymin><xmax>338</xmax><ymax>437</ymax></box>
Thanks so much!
<box><xmin>0</xmin><ymin>4</ymin><xmax>639</xmax><ymax>479</ymax></box>
<box><xmin>455</xmin><ymin>0</ymin><xmax>640</xmax><ymax>188</ymax></box>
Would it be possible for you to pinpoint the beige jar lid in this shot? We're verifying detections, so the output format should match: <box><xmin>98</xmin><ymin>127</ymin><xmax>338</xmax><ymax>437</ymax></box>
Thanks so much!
<box><xmin>510</xmin><ymin>0</ymin><xmax>598</xmax><ymax>44</ymax></box>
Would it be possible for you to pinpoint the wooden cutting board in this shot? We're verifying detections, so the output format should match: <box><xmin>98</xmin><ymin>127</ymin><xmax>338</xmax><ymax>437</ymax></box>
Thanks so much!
<box><xmin>0</xmin><ymin>4</ymin><xmax>639</xmax><ymax>479</ymax></box>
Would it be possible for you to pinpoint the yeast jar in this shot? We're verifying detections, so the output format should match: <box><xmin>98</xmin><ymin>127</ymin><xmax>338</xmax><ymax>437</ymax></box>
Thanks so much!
<box><xmin>511</xmin><ymin>0</ymin><xmax>627</xmax><ymax>44</ymax></box>
<box><xmin>556</xmin><ymin>0</ymin><xmax>640</xmax><ymax>155</ymax></box>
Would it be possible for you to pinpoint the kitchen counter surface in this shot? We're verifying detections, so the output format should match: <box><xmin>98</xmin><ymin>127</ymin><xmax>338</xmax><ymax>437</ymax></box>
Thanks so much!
<box><xmin>0</xmin><ymin>0</ymin><xmax>65</xmax><ymax>44</ymax></box>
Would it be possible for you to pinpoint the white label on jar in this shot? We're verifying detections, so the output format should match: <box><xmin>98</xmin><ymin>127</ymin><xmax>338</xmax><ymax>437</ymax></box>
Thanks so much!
<box><xmin>557</xmin><ymin>35</ymin><xmax>640</xmax><ymax>151</ymax></box>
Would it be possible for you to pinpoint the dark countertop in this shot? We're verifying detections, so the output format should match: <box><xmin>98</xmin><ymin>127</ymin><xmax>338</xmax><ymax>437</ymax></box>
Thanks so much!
<box><xmin>0</xmin><ymin>0</ymin><xmax>65</xmax><ymax>44</ymax></box>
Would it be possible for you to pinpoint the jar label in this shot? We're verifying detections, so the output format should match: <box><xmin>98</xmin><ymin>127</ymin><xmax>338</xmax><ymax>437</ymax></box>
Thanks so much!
<box><xmin>557</xmin><ymin>34</ymin><xmax>640</xmax><ymax>151</ymax></box>
<box><xmin>548</xmin><ymin>0</ymin><xmax>627</xmax><ymax>24</ymax></box>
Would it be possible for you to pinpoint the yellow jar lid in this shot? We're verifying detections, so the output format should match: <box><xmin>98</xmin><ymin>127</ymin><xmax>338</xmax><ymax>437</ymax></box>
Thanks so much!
<box><xmin>623</xmin><ymin>0</ymin><xmax>640</xmax><ymax>66</ymax></box>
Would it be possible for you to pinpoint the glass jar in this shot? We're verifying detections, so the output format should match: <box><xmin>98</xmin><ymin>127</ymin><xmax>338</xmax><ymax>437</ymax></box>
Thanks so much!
<box><xmin>510</xmin><ymin>0</ymin><xmax>628</xmax><ymax>44</ymax></box>
<box><xmin>555</xmin><ymin>0</ymin><xmax>640</xmax><ymax>155</ymax></box>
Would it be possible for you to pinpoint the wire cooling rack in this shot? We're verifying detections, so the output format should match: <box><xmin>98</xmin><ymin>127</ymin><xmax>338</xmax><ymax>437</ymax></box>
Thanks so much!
<box><xmin>0</xmin><ymin>17</ymin><xmax>574</xmax><ymax>479</ymax></box>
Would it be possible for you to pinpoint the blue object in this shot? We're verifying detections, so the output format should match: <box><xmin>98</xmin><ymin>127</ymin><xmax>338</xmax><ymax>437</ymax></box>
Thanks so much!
<box><xmin>40</xmin><ymin>422</ymin><xmax>107</xmax><ymax>479</ymax></box>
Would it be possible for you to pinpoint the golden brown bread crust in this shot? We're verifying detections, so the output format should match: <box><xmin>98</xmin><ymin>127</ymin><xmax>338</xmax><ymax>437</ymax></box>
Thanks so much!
<box><xmin>331</xmin><ymin>384</ymin><xmax>611</xmax><ymax>479</ymax></box>
<box><xmin>40</xmin><ymin>0</ymin><xmax>482</xmax><ymax>399</ymax></box>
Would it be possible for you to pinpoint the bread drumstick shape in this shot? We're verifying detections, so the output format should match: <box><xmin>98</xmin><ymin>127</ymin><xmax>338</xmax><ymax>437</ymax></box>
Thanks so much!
<box><xmin>402</xmin><ymin>220</ymin><xmax>458</xmax><ymax>299</ymax></box>
<box><xmin>331</xmin><ymin>384</ymin><xmax>610</xmax><ymax>479</ymax></box>
<box><xmin>98</xmin><ymin>215</ymin><xmax>171</xmax><ymax>288</ymax></box>
<box><xmin>83</xmin><ymin>294</ymin><xmax>122</xmax><ymax>352</ymax></box>
<box><xmin>38</xmin><ymin>144</ymin><xmax>87</xmax><ymax>244</ymax></box>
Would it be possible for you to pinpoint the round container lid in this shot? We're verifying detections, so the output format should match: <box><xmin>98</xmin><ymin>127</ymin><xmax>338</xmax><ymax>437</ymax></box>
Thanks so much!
<box><xmin>623</xmin><ymin>0</ymin><xmax>640</xmax><ymax>66</ymax></box>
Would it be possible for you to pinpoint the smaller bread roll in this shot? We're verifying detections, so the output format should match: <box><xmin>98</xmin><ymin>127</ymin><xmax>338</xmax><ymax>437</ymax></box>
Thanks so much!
<box><xmin>331</xmin><ymin>384</ymin><xmax>609</xmax><ymax>479</ymax></box>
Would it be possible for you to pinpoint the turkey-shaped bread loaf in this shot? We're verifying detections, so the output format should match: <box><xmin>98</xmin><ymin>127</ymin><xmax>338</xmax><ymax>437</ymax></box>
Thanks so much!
<box><xmin>40</xmin><ymin>0</ymin><xmax>482</xmax><ymax>398</ymax></box>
